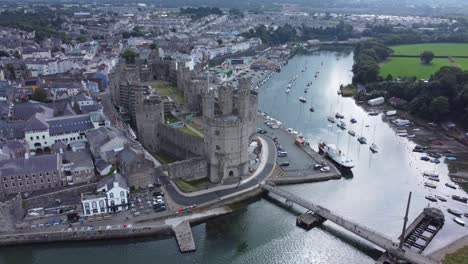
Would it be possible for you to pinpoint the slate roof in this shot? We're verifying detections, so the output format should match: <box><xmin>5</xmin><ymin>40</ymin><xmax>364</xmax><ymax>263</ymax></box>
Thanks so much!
<box><xmin>47</xmin><ymin>115</ymin><xmax>94</xmax><ymax>135</ymax></box>
<box><xmin>62</xmin><ymin>149</ymin><xmax>94</xmax><ymax>170</ymax></box>
<box><xmin>23</xmin><ymin>114</ymin><xmax>49</xmax><ymax>132</ymax></box>
<box><xmin>95</xmin><ymin>159</ymin><xmax>111</xmax><ymax>172</ymax></box>
<box><xmin>12</xmin><ymin>103</ymin><xmax>53</xmax><ymax>121</ymax></box>
<box><xmin>117</xmin><ymin>146</ymin><xmax>141</xmax><ymax>165</ymax></box>
<box><xmin>0</xmin><ymin>140</ymin><xmax>26</xmax><ymax>152</ymax></box>
<box><xmin>97</xmin><ymin>173</ymin><xmax>128</xmax><ymax>191</ymax></box>
<box><xmin>0</xmin><ymin>120</ymin><xmax>26</xmax><ymax>139</ymax></box>
<box><xmin>0</xmin><ymin>153</ymin><xmax>59</xmax><ymax>176</ymax></box>
<box><xmin>79</xmin><ymin>103</ymin><xmax>102</xmax><ymax>114</ymax></box>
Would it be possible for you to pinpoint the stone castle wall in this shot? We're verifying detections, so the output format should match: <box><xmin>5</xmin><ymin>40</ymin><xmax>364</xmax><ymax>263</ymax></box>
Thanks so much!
<box><xmin>158</xmin><ymin>124</ymin><xmax>204</xmax><ymax>160</ymax></box>
<box><xmin>161</xmin><ymin>157</ymin><xmax>208</xmax><ymax>181</ymax></box>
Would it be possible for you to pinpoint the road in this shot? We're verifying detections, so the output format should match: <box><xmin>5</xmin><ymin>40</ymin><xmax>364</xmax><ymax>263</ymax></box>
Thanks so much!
<box><xmin>158</xmin><ymin>135</ymin><xmax>277</xmax><ymax>206</ymax></box>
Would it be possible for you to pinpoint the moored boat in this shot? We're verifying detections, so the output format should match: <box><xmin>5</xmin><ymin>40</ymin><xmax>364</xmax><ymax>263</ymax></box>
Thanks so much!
<box><xmin>448</xmin><ymin>208</ymin><xmax>463</xmax><ymax>217</ymax></box>
<box><xmin>327</xmin><ymin>116</ymin><xmax>335</xmax><ymax>123</ymax></box>
<box><xmin>423</xmin><ymin>171</ymin><xmax>439</xmax><ymax>177</ymax></box>
<box><xmin>299</xmin><ymin>97</ymin><xmax>307</xmax><ymax>103</ymax></box>
<box><xmin>454</xmin><ymin>217</ymin><xmax>465</xmax><ymax>226</ymax></box>
<box><xmin>424</xmin><ymin>182</ymin><xmax>437</xmax><ymax>189</ymax></box>
<box><xmin>318</xmin><ymin>142</ymin><xmax>355</xmax><ymax>169</ymax></box>
<box><xmin>337</xmin><ymin>121</ymin><xmax>346</xmax><ymax>130</ymax></box>
<box><xmin>452</xmin><ymin>195</ymin><xmax>468</xmax><ymax>203</ymax></box>
<box><xmin>370</xmin><ymin>143</ymin><xmax>378</xmax><ymax>153</ymax></box>
<box><xmin>357</xmin><ymin>136</ymin><xmax>367</xmax><ymax>144</ymax></box>
<box><xmin>348</xmin><ymin>130</ymin><xmax>356</xmax><ymax>137</ymax></box>
<box><xmin>435</xmin><ymin>195</ymin><xmax>447</xmax><ymax>202</ymax></box>
<box><xmin>445</xmin><ymin>182</ymin><xmax>457</xmax><ymax>189</ymax></box>
<box><xmin>350</xmin><ymin>118</ymin><xmax>357</xmax><ymax>124</ymax></box>
<box><xmin>428</xmin><ymin>176</ymin><xmax>440</xmax><ymax>182</ymax></box>
<box><xmin>335</xmin><ymin>113</ymin><xmax>344</xmax><ymax>119</ymax></box>
<box><xmin>425</xmin><ymin>195</ymin><xmax>437</xmax><ymax>202</ymax></box>
<box><xmin>309</xmin><ymin>107</ymin><xmax>315</xmax><ymax>112</ymax></box>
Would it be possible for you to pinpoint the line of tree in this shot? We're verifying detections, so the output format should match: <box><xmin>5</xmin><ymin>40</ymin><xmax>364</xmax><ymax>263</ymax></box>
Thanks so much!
<box><xmin>180</xmin><ymin>7</ymin><xmax>223</xmax><ymax>20</ymax></box>
<box><xmin>351</xmin><ymin>42</ymin><xmax>391</xmax><ymax>84</ymax></box>
<box><xmin>241</xmin><ymin>21</ymin><xmax>355</xmax><ymax>45</ymax></box>
<box><xmin>356</xmin><ymin>66</ymin><xmax>468</xmax><ymax>122</ymax></box>
<box><xmin>0</xmin><ymin>9</ymin><xmax>69</xmax><ymax>43</ymax></box>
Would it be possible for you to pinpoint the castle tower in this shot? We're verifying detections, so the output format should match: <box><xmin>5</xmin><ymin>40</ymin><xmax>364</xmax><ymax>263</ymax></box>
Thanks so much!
<box><xmin>201</xmin><ymin>87</ymin><xmax>215</xmax><ymax>120</ymax></box>
<box><xmin>203</xmin><ymin>78</ymin><xmax>256</xmax><ymax>184</ymax></box>
<box><xmin>217</xmin><ymin>85</ymin><xmax>233</xmax><ymax>116</ymax></box>
<box><xmin>135</xmin><ymin>92</ymin><xmax>165</xmax><ymax>154</ymax></box>
<box><xmin>237</xmin><ymin>78</ymin><xmax>251</xmax><ymax>121</ymax></box>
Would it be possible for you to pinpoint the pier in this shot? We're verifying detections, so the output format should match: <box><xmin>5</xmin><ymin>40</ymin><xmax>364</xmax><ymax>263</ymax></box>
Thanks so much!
<box><xmin>172</xmin><ymin>220</ymin><xmax>195</xmax><ymax>253</ymax></box>
<box><xmin>262</xmin><ymin>183</ymin><xmax>439</xmax><ymax>264</ymax></box>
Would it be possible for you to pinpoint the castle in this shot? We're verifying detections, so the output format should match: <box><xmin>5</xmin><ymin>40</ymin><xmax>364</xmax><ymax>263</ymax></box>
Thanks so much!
<box><xmin>110</xmin><ymin>51</ymin><xmax>257</xmax><ymax>185</ymax></box>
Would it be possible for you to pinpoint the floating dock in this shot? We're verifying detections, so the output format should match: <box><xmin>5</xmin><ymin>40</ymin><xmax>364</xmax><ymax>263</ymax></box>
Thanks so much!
<box><xmin>296</xmin><ymin>211</ymin><xmax>326</xmax><ymax>230</ymax></box>
<box><xmin>172</xmin><ymin>220</ymin><xmax>195</xmax><ymax>253</ymax></box>
<box><xmin>376</xmin><ymin>207</ymin><xmax>444</xmax><ymax>263</ymax></box>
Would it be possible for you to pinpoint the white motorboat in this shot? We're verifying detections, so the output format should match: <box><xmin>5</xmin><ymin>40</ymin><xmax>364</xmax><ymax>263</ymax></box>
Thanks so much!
<box><xmin>318</xmin><ymin>142</ymin><xmax>355</xmax><ymax>169</ymax></box>
<box><xmin>423</xmin><ymin>171</ymin><xmax>439</xmax><ymax>177</ymax></box>
<box><xmin>454</xmin><ymin>217</ymin><xmax>465</xmax><ymax>226</ymax></box>
<box><xmin>370</xmin><ymin>143</ymin><xmax>378</xmax><ymax>153</ymax></box>
<box><xmin>285</xmin><ymin>88</ymin><xmax>291</xmax><ymax>93</ymax></box>
<box><xmin>299</xmin><ymin>97</ymin><xmax>307</xmax><ymax>103</ymax></box>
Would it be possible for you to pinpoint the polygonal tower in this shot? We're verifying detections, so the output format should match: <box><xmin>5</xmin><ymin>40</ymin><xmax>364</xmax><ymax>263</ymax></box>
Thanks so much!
<box><xmin>203</xmin><ymin>79</ymin><xmax>257</xmax><ymax>184</ymax></box>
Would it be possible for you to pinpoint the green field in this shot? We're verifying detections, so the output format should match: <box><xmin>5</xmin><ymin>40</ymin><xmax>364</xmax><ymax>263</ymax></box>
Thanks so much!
<box><xmin>391</xmin><ymin>43</ymin><xmax>468</xmax><ymax>57</ymax></box>
<box><xmin>380</xmin><ymin>57</ymin><xmax>468</xmax><ymax>79</ymax></box>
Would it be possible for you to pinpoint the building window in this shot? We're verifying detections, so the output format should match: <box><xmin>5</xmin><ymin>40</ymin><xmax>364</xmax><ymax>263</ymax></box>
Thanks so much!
<box><xmin>42</xmin><ymin>135</ymin><xmax>45</xmax><ymax>139</ymax></box>
<box><xmin>92</xmin><ymin>201</ymin><xmax>97</xmax><ymax>209</ymax></box>
<box><xmin>215</xmin><ymin>130</ymin><xmax>220</xmax><ymax>135</ymax></box>
<box><xmin>216</xmin><ymin>145</ymin><xmax>220</xmax><ymax>150</ymax></box>
<box><xmin>4</xmin><ymin>184</ymin><xmax>8</xmax><ymax>188</ymax></box>
<box><xmin>120</xmin><ymin>191</ymin><xmax>125</xmax><ymax>197</ymax></box>
<box><xmin>109</xmin><ymin>193</ymin><xmax>114</xmax><ymax>199</ymax></box>
<box><xmin>26</xmin><ymin>181</ymin><xmax>30</xmax><ymax>186</ymax></box>
<box><xmin>36</xmin><ymin>136</ymin><xmax>39</xmax><ymax>140</ymax></box>
<box><xmin>11</xmin><ymin>182</ymin><xmax>15</xmax><ymax>187</ymax></box>
<box><xmin>19</xmin><ymin>182</ymin><xmax>22</xmax><ymax>186</ymax></box>
<box><xmin>30</xmin><ymin>137</ymin><xmax>33</xmax><ymax>140</ymax></box>
<box><xmin>33</xmin><ymin>180</ymin><xmax>37</xmax><ymax>185</ymax></box>
<box><xmin>3</xmin><ymin>177</ymin><xmax>6</xmax><ymax>182</ymax></box>
<box><xmin>25</xmin><ymin>175</ymin><xmax>29</xmax><ymax>179</ymax></box>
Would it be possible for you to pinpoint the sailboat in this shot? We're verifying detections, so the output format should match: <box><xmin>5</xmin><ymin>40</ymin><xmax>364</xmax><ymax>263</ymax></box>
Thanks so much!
<box><xmin>369</xmin><ymin>126</ymin><xmax>378</xmax><ymax>153</ymax></box>
<box><xmin>357</xmin><ymin>120</ymin><xmax>367</xmax><ymax>144</ymax></box>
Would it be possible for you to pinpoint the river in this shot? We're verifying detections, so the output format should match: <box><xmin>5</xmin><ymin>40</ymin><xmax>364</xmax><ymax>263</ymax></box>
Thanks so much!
<box><xmin>1</xmin><ymin>50</ymin><xmax>467</xmax><ymax>264</ymax></box>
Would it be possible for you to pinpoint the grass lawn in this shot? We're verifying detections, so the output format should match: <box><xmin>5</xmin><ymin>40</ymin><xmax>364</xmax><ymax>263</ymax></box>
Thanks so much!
<box><xmin>178</xmin><ymin>126</ymin><xmax>203</xmax><ymax>139</ymax></box>
<box><xmin>144</xmin><ymin>81</ymin><xmax>171</xmax><ymax>97</ymax></box>
<box><xmin>168</xmin><ymin>83</ymin><xmax>185</xmax><ymax>104</ymax></box>
<box><xmin>380</xmin><ymin>57</ymin><xmax>468</xmax><ymax>79</ymax></box>
<box><xmin>443</xmin><ymin>245</ymin><xmax>468</xmax><ymax>264</ymax></box>
<box><xmin>175</xmin><ymin>178</ymin><xmax>209</xmax><ymax>192</ymax></box>
<box><xmin>391</xmin><ymin>43</ymin><xmax>468</xmax><ymax>57</ymax></box>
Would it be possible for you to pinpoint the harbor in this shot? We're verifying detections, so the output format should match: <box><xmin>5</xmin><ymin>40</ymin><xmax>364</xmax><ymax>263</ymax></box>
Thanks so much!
<box><xmin>2</xmin><ymin>50</ymin><xmax>467</xmax><ymax>264</ymax></box>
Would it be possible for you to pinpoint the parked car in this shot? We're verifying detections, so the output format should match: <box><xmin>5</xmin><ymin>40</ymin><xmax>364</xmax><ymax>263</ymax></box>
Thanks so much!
<box><xmin>280</xmin><ymin>162</ymin><xmax>290</xmax><ymax>167</ymax></box>
<box><xmin>277</xmin><ymin>151</ymin><xmax>288</xmax><ymax>157</ymax></box>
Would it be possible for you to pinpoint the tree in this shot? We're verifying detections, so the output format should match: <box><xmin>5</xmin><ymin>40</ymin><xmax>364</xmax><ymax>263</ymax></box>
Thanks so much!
<box><xmin>429</xmin><ymin>96</ymin><xmax>449</xmax><ymax>120</ymax></box>
<box><xmin>31</xmin><ymin>87</ymin><xmax>48</xmax><ymax>102</ymax></box>
<box><xmin>420</xmin><ymin>51</ymin><xmax>434</xmax><ymax>64</ymax></box>
<box><xmin>216</xmin><ymin>39</ymin><xmax>223</xmax><ymax>45</ymax></box>
<box><xmin>385</xmin><ymin>74</ymin><xmax>393</xmax><ymax>81</ymax></box>
<box><xmin>122</xmin><ymin>49</ymin><xmax>137</xmax><ymax>64</ymax></box>
<box><xmin>149</xmin><ymin>43</ymin><xmax>157</xmax><ymax>50</ymax></box>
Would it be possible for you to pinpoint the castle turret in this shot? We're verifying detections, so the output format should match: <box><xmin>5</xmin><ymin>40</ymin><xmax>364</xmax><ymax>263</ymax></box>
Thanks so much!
<box><xmin>217</xmin><ymin>85</ymin><xmax>233</xmax><ymax>116</ymax></box>
<box><xmin>201</xmin><ymin>87</ymin><xmax>215</xmax><ymax>120</ymax></box>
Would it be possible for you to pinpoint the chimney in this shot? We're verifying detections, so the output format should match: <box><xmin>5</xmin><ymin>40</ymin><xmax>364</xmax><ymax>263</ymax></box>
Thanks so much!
<box><xmin>24</xmin><ymin>153</ymin><xmax>29</xmax><ymax>159</ymax></box>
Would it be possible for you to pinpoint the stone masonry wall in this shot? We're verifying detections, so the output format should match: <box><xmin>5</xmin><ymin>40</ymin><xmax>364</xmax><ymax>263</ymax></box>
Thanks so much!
<box><xmin>161</xmin><ymin>158</ymin><xmax>208</xmax><ymax>181</ymax></box>
<box><xmin>0</xmin><ymin>195</ymin><xmax>25</xmax><ymax>233</ymax></box>
<box><xmin>24</xmin><ymin>183</ymin><xmax>97</xmax><ymax>210</ymax></box>
<box><xmin>158</xmin><ymin>124</ymin><xmax>204</xmax><ymax>160</ymax></box>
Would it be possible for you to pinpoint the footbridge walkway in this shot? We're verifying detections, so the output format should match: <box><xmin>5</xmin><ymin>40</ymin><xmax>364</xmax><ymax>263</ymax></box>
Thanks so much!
<box><xmin>261</xmin><ymin>184</ymin><xmax>439</xmax><ymax>264</ymax></box>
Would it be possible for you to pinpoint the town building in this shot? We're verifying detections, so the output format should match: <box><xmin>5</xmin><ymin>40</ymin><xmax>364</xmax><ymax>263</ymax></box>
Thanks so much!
<box><xmin>81</xmin><ymin>173</ymin><xmax>129</xmax><ymax>216</ymax></box>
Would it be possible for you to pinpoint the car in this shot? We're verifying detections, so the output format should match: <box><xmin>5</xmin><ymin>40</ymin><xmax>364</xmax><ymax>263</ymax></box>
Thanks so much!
<box><xmin>156</xmin><ymin>198</ymin><xmax>164</xmax><ymax>204</ymax></box>
<box><xmin>278</xmin><ymin>151</ymin><xmax>288</xmax><ymax>157</ymax></box>
<box><xmin>280</xmin><ymin>162</ymin><xmax>290</xmax><ymax>167</ymax></box>
<box><xmin>154</xmin><ymin>206</ymin><xmax>166</xmax><ymax>212</ymax></box>
<box><xmin>314</xmin><ymin>164</ymin><xmax>323</xmax><ymax>170</ymax></box>
<box><xmin>258</xmin><ymin>129</ymin><xmax>267</xmax><ymax>134</ymax></box>
<box><xmin>320</xmin><ymin>166</ymin><xmax>331</xmax><ymax>172</ymax></box>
